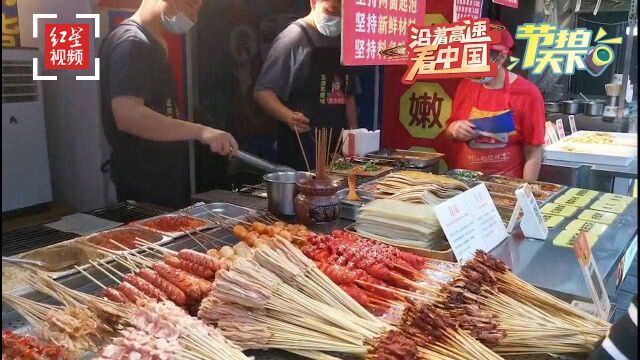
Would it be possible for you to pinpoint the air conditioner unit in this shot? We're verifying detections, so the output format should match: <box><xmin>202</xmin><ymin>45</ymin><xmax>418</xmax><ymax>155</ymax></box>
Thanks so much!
<box><xmin>2</xmin><ymin>48</ymin><xmax>53</xmax><ymax>212</ymax></box>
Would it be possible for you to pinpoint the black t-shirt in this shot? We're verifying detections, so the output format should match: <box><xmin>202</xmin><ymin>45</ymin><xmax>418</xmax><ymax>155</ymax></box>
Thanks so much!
<box><xmin>99</xmin><ymin>19</ymin><xmax>189</xmax><ymax>209</ymax></box>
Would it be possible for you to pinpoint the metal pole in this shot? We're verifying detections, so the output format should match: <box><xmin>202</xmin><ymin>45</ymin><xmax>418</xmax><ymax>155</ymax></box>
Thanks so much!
<box><xmin>187</xmin><ymin>30</ymin><xmax>197</xmax><ymax>197</ymax></box>
<box><xmin>373</xmin><ymin>65</ymin><xmax>380</xmax><ymax>130</ymax></box>
<box><xmin>617</xmin><ymin>0</ymin><xmax>637</xmax><ymax>120</ymax></box>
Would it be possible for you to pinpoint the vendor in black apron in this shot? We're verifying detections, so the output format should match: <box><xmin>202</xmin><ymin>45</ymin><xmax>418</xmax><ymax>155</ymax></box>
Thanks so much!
<box><xmin>99</xmin><ymin>0</ymin><xmax>238</xmax><ymax>209</ymax></box>
<box><xmin>254</xmin><ymin>0</ymin><xmax>358</xmax><ymax>170</ymax></box>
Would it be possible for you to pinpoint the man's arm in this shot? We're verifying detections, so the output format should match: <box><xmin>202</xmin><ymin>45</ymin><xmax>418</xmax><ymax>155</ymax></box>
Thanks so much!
<box><xmin>112</xmin><ymin>96</ymin><xmax>238</xmax><ymax>155</ymax></box>
<box><xmin>346</xmin><ymin>95</ymin><xmax>357</xmax><ymax>129</ymax></box>
<box><xmin>254</xmin><ymin>90</ymin><xmax>310</xmax><ymax>132</ymax></box>
<box><xmin>522</xmin><ymin>144</ymin><xmax>543</xmax><ymax>181</ymax></box>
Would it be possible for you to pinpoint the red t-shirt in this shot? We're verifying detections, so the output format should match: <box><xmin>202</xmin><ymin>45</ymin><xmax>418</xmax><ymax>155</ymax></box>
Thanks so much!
<box><xmin>447</xmin><ymin>75</ymin><xmax>546</xmax><ymax>178</ymax></box>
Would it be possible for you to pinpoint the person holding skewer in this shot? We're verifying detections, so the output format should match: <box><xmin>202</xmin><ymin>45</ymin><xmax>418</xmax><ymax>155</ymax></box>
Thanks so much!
<box><xmin>254</xmin><ymin>0</ymin><xmax>358</xmax><ymax>170</ymax></box>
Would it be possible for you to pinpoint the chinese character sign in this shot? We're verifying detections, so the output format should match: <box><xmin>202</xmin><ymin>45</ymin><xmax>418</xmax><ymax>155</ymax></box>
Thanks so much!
<box><xmin>515</xmin><ymin>24</ymin><xmax>620</xmax><ymax>76</ymax></box>
<box><xmin>402</xmin><ymin>18</ymin><xmax>501</xmax><ymax>84</ymax></box>
<box><xmin>2</xmin><ymin>0</ymin><xmax>20</xmax><ymax>47</ymax></box>
<box><xmin>44</xmin><ymin>24</ymin><xmax>90</xmax><ymax>70</ymax></box>
<box><xmin>342</xmin><ymin>0</ymin><xmax>426</xmax><ymax>66</ymax></box>
<box><xmin>453</xmin><ymin>0</ymin><xmax>483</xmax><ymax>22</ymax></box>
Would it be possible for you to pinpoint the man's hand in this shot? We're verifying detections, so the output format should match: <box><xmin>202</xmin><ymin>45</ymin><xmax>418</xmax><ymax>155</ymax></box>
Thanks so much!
<box><xmin>287</xmin><ymin>111</ymin><xmax>310</xmax><ymax>133</ymax></box>
<box><xmin>449</xmin><ymin>120</ymin><xmax>477</xmax><ymax>141</ymax></box>
<box><xmin>199</xmin><ymin>127</ymin><xmax>239</xmax><ymax>156</ymax></box>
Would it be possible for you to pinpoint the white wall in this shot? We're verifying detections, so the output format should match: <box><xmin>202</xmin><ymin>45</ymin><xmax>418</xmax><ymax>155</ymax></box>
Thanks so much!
<box><xmin>17</xmin><ymin>0</ymin><xmax>116</xmax><ymax>212</ymax></box>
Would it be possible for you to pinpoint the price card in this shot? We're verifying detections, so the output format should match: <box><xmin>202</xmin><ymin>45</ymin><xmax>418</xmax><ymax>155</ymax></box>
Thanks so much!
<box><xmin>507</xmin><ymin>184</ymin><xmax>548</xmax><ymax>240</ymax></box>
<box><xmin>565</xmin><ymin>188</ymin><xmax>599</xmax><ymax>199</ymax></box>
<box><xmin>434</xmin><ymin>184</ymin><xmax>508</xmax><ymax>263</ymax></box>
<box><xmin>545</xmin><ymin>122</ymin><xmax>559</xmax><ymax>143</ymax></box>
<box><xmin>578</xmin><ymin>209</ymin><xmax>618</xmax><ymax>225</ymax></box>
<box><xmin>599</xmin><ymin>193</ymin><xmax>634</xmax><ymax>205</ymax></box>
<box><xmin>542</xmin><ymin>213</ymin><xmax>565</xmax><ymax>228</ymax></box>
<box><xmin>572</xmin><ymin>232</ymin><xmax>611</xmax><ymax>320</ymax></box>
<box><xmin>565</xmin><ymin>219</ymin><xmax>608</xmax><ymax>236</ymax></box>
<box><xmin>553</xmin><ymin>194</ymin><xmax>592</xmax><ymax>208</ymax></box>
<box><xmin>541</xmin><ymin>202</ymin><xmax>580</xmax><ymax>217</ymax></box>
<box><xmin>568</xmin><ymin>115</ymin><xmax>578</xmax><ymax>134</ymax></box>
<box><xmin>591</xmin><ymin>199</ymin><xmax>629</xmax><ymax>214</ymax></box>
<box><xmin>555</xmin><ymin>119</ymin><xmax>566</xmax><ymax>139</ymax></box>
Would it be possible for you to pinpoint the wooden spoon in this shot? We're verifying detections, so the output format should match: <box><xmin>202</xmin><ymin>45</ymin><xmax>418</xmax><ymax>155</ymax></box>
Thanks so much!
<box><xmin>346</xmin><ymin>174</ymin><xmax>362</xmax><ymax>202</ymax></box>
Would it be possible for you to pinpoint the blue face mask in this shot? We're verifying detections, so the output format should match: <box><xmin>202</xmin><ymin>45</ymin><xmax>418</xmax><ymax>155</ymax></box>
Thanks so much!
<box><xmin>471</xmin><ymin>76</ymin><xmax>495</xmax><ymax>84</ymax></box>
<box><xmin>161</xmin><ymin>0</ymin><xmax>195</xmax><ymax>35</ymax></box>
<box><xmin>315</xmin><ymin>11</ymin><xmax>341</xmax><ymax>37</ymax></box>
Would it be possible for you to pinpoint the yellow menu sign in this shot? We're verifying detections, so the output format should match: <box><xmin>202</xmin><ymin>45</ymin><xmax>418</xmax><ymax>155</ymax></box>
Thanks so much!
<box><xmin>541</xmin><ymin>203</ymin><xmax>579</xmax><ymax>217</ymax></box>
<box><xmin>565</xmin><ymin>219</ymin><xmax>608</xmax><ymax>236</ymax></box>
<box><xmin>554</xmin><ymin>194</ymin><xmax>592</xmax><ymax>208</ymax></box>
<box><xmin>2</xmin><ymin>0</ymin><xmax>20</xmax><ymax>48</ymax></box>
<box><xmin>591</xmin><ymin>199</ymin><xmax>628</xmax><ymax>214</ymax></box>
<box><xmin>553</xmin><ymin>229</ymin><xmax>599</xmax><ymax>248</ymax></box>
<box><xmin>564</xmin><ymin>188</ymin><xmax>599</xmax><ymax>199</ymax></box>
<box><xmin>542</xmin><ymin>213</ymin><xmax>564</xmax><ymax>228</ymax></box>
<box><xmin>578</xmin><ymin>209</ymin><xmax>617</xmax><ymax>225</ymax></box>
<box><xmin>599</xmin><ymin>193</ymin><xmax>634</xmax><ymax>205</ymax></box>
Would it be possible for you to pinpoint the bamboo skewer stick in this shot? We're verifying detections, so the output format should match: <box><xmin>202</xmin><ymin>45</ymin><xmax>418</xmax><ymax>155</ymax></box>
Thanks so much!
<box><xmin>294</xmin><ymin>124</ymin><xmax>311</xmax><ymax>173</ymax></box>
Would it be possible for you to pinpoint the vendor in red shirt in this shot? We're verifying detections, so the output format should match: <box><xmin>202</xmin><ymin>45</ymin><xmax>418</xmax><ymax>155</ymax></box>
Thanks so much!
<box><xmin>446</xmin><ymin>24</ymin><xmax>545</xmax><ymax>181</ymax></box>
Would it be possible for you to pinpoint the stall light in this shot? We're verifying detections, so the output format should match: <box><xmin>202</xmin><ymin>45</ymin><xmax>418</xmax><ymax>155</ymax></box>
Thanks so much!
<box><xmin>626</xmin><ymin>25</ymin><xmax>637</xmax><ymax>36</ymax></box>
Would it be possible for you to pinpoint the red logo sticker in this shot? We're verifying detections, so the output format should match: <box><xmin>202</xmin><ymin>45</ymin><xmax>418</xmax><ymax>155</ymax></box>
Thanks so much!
<box><xmin>44</xmin><ymin>24</ymin><xmax>90</xmax><ymax>70</ymax></box>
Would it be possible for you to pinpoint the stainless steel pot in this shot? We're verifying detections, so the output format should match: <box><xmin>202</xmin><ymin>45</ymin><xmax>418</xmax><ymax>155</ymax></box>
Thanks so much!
<box><xmin>263</xmin><ymin>172</ymin><xmax>311</xmax><ymax>216</ymax></box>
<box><xmin>584</xmin><ymin>101</ymin><xmax>605</xmax><ymax>116</ymax></box>
<box><xmin>562</xmin><ymin>100</ymin><xmax>584</xmax><ymax>115</ymax></box>
<box><xmin>544</xmin><ymin>102</ymin><xmax>562</xmax><ymax>114</ymax></box>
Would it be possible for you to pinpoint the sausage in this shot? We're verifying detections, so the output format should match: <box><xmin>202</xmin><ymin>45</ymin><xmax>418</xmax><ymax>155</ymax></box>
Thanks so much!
<box><xmin>165</xmin><ymin>254</ymin><xmax>215</xmax><ymax>279</ymax></box>
<box><xmin>177</xmin><ymin>249</ymin><xmax>223</xmax><ymax>272</ymax></box>
<box><xmin>123</xmin><ymin>274</ymin><xmax>167</xmax><ymax>302</ymax></box>
<box><xmin>103</xmin><ymin>288</ymin><xmax>127</xmax><ymax>303</ymax></box>
<box><xmin>153</xmin><ymin>262</ymin><xmax>211</xmax><ymax>300</ymax></box>
<box><xmin>138</xmin><ymin>268</ymin><xmax>187</xmax><ymax>306</ymax></box>
<box><xmin>118</xmin><ymin>281</ymin><xmax>148</xmax><ymax>303</ymax></box>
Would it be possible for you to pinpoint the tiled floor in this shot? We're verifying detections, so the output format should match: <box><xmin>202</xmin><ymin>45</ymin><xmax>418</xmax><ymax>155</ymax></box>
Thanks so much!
<box><xmin>612</xmin><ymin>254</ymin><xmax>638</xmax><ymax>322</ymax></box>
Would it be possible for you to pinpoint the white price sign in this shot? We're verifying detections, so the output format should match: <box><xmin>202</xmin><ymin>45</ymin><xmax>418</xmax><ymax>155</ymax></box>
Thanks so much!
<box><xmin>507</xmin><ymin>184</ymin><xmax>548</xmax><ymax>240</ymax></box>
<box><xmin>434</xmin><ymin>184</ymin><xmax>508</xmax><ymax>263</ymax></box>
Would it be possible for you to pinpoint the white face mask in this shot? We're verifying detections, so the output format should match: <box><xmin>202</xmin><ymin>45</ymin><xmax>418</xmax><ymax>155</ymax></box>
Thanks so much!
<box><xmin>314</xmin><ymin>8</ymin><xmax>341</xmax><ymax>37</ymax></box>
<box><xmin>161</xmin><ymin>0</ymin><xmax>195</xmax><ymax>35</ymax></box>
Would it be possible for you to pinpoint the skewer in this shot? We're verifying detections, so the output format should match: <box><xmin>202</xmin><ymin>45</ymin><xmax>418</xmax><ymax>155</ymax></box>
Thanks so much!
<box><xmin>89</xmin><ymin>260</ymin><xmax>122</xmax><ymax>284</ymax></box>
<box><xmin>294</xmin><ymin>124</ymin><xmax>311</xmax><ymax>173</ymax></box>
<box><xmin>97</xmin><ymin>258</ymin><xmax>126</xmax><ymax>278</ymax></box>
<box><xmin>190</xmin><ymin>228</ymin><xmax>235</xmax><ymax>246</ymax></box>
<box><xmin>74</xmin><ymin>265</ymin><xmax>107</xmax><ymax>290</ymax></box>
<box><xmin>180</xmin><ymin>227</ymin><xmax>209</xmax><ymax>251</ymax></box>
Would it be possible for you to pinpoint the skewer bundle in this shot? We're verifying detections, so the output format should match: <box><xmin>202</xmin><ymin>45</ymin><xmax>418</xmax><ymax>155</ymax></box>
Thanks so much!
<box><xmin>438</xmin><ymin>251</ymin><xmax>611</xmax><ymax>355</ymax></box>
<box><xmin>2</xmin><ymin>292</ymin><xmax>111</xmax><ymax>356</ymax></box>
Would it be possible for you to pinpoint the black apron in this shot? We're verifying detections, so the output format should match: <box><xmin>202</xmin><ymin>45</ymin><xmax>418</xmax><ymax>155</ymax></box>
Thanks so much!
<box><xmin>277</xmin><ymin>22</ymin><xmax>349</xmax><ymax>171</ymax></box>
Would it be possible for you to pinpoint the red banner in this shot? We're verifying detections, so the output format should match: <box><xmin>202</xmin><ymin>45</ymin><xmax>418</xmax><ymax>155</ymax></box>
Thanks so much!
<box><xmin>380</xmin><ymin>1</ymin><xmax>461</xmax><ymax>171</ymax></box>
<box><xmin>342</xmin><ymin>0</ymin><xmax>426</xmax><ymax>65</ymax></box>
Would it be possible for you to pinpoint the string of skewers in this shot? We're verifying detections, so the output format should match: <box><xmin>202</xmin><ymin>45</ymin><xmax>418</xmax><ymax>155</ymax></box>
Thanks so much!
<box><xmin>295</xmin><ymin>126</ymin><xmax>351</xmax><ymax>178</ymax></box>
<box><xmin>2</xmin><ymin>212</ymin><xmax>611</xmax><ymax>359</ymax></box>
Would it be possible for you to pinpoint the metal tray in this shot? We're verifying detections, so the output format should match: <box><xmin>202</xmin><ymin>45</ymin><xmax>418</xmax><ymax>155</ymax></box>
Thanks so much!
<box><xmin>183</xmin><ymin>202</ymin><xmax>256</xmax><ymax>221</ymax></box>
<box><xmin>366</xmin><ymin>149</ymin><xmax>444</xmax><ymax>168</ymax></box>
<box><xmin>133</xmin><ymin>213</ymin><xmax>213</xmax><ymax>237</ymax></box>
